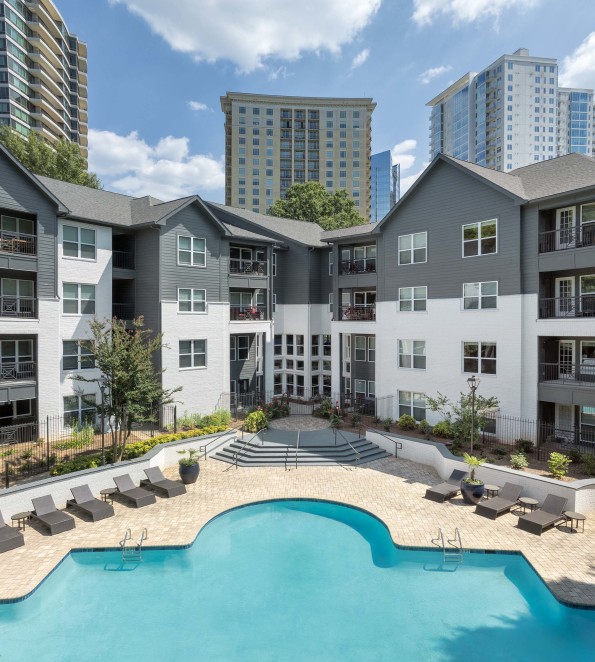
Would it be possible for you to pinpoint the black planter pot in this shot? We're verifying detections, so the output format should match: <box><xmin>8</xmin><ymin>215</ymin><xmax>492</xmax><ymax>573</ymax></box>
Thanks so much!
<box><xmin>460</xmin><ymin>479</ymin><xmax>485</xmax><ymax>505</ymax></box>
<box><xmin>179</xmin><ymin>463</ymin><xmax>200</xmax><ymax>484</ymax></box>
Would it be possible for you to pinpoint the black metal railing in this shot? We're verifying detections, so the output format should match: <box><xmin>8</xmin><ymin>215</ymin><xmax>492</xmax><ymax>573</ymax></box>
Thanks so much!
<box><xmin>339</xmin><ymin>259</ymin><xmax>376</xmax><ymax>275</ymax></box>
<box><xmin>229</xmin><ymin>259</ymin><xmax>267</xmax><ymax>275</ymax></box>
<box><xmin>540</xmin><ymin>362</ymin><xmax>595</xmax><ymax>387</ymax></box>
<box><xmin>339</xmin><ymin>305</ymin><xmax>376</xmax><ymax>321</ymax></box>
<box><xmin>539</xmin><ymin>223</ymin><xmax>595</xmax><ymax>253</ymax></box>
<box><xmin>0</xmin><ymin>296</ymin><xmax>37</xmax><ymax>318</ymax></box>
<box><xmin>112</xmin><ymin>303</ymin><xmax>135</xmax><ymax>320</ymax></box>
<box><xmin>539</xmin><ymin>295</ymin><xmax>595</xmax><ymax>319</ymax></box>
<box><xmin>0</xmin><ymin>231</ymin><xmax>37</xmax><ymax>256</ymax></box>
<box><xmin>230</xmin><ymin>305</ymin><xmax>267</xmax><ymax>321</ymax></box>
<box><xmin>113</xmin><ymin>250</ymin><xmax>135</xmax><ymax>269</ymax></box>
<box><xmin>0</xmin><ymin>361</ymin><xmax>35</xmax><ymax>381</ymax></box>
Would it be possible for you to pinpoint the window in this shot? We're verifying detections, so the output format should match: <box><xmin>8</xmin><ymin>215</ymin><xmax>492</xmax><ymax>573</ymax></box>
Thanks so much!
<box><xmin>63</xmin><ymin>394</ymin><xmax>96</xmax><ymax>427</ymax></box>
<box><xmin>63</xmin><ymin>225</ymin><xmax>95</xmax><ymax>260</ymax></box>
<box><xmin>398</xmin><ymin>391</ymin><xmax>426</xmax><ymax>422</ymax></box>
<box><xmin>355</xmin><ymin>379</ymin><xmax>367</xmax><ymax>397</ymax></box>
<box><xmin>272</xmin><ymin>252</ymin><xmax>277</xmax><ymax>276</ymax></box>
<box><xmin>329</xmin><ymin>251</ymin><xmax>334</xmax><ymax>275</ymax></box>
<box><xmin>179</xmin><ymin>339</ymin><xmax>206</xmax><ymax>369</ymax></box>
<box><xmin>463</xmin><ymin>282</ymin><xmax>497</xmax><ymax>310</ymax></box>
<box><xmin>329</xmin><ymin>293</ymin><xmax>333</xmax><ymax>313</ymax></box>
<box><xmin>311</xmin><ymin>335</ymin><xmax>319</xmax><ymax>356</ymax></box>
<box><xmin>62</xmin><ymin>341</ymin><xmax>94</xmax><ymax>371</ymax></box>
<box><xmin>237</xmin><ymin>336</ymin><xmax>249</xmax><ymax>360</ymax></box>
<box><xmin>274</xmin><ymin>334</ymin><xmax>282</xmax><ymax>356</ymax></box>
<box><xmin>398</xmin><ymin>340</ymin><xmax>426</xmax><ymax>369</ymax></box>
<box><xmin>286</xmin><ymin>334</ymin><xmax>294</xmax><ymax>355</ymax></box>
<box><xmin>368</xmin><ymin>337</ymin><xmax>375</xmax><ymax>362</ymax></box>
<box><xmin>355</xmin><ymin>336</ymin><xmax>366</xmax><ymax>361</ymax></box>
<box><xmin>368</xmin><ymin>381</ymin><xmax>375</xmax><ymax>397</ymax></box>
<box><xmin>463</xmin><ymin>342</ymin><xmax>496</xmax><ymax>374</ymax></box>
<box><xmin>323</xmin><ymin>335</ymin><xmax>331</xmax><ymax>356</ymax></box>
<box><xmin>178</xmin><ymin>236</ymin><xmax>206</xmax><ymax>267</ymax></box>
<box><xmin>272</xmin><ymin>293</ymin><xmax>276</xmax><ymax>312</ymax></box>
<box><xmin>462</xmin><ymin>220</ymin><xmax>497</xmax><ymax>257</ymax></box>
<box><xmin>62</xmin><ymin>283</ymin><xmax>95</xmax><ymax>315</ymax></box>
<box><xmin>1</xmin><ymin>340</ymin><xmax>32</xmax><ymax>376</ymax></box>
<box><xmin>178</xmin><ymin>288</ymin><xmax>206</xmax><ymax>313</ymax></box>
<box><xmin>230</xmin><ymin>336</ymin><xmax>236</xmax><ymax>361</ymax></box>
<box><xmin>296</xmin><ymin>335</ymin><xmax>304</xmax><ymax>356</ymax></box>
<box><xmin>398</xmin><ymin>286</ymin><xmax>427</xmax><ymax>312</ymax></box>
<box><xmin>398</xmin><ymin>232</ymin><xmax>427</xmax><ymax>264</ymax></box>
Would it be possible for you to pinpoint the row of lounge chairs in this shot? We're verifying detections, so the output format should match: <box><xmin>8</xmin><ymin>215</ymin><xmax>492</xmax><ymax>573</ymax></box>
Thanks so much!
<box><xmin>424</xmin><ymin>470</ymin><xmax>569</xmax><ymax>535</ymax></box>
<box><xmin>0</xmin><ymin>468</ymin><xmax>186</xmax><ymax>552</ymax></box>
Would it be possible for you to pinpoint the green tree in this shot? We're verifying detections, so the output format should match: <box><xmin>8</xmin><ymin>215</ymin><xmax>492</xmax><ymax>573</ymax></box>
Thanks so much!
<box><xmin>0</xmin><ymin>126</ymin><xmax>100</xmax><ymax>188</ymax></box>
<box><xmin>72</xmin><ymin>317</ymin><xmax>181</xmax><ymax>463</ymax></box>
<box><xmin>268</xmin><ymin>182</ymin><xmax>367</xmax><ymax>231</ymax></box>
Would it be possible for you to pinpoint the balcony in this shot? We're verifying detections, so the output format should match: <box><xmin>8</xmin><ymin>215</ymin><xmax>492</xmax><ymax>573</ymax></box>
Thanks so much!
<box><xmin>540</xmin><ymin>363</ymin><xmax>595</xmax><ymax>388</ymax></box>
<box><xmin>113</xmin><ymin>250</ymin><xmax>135</xmax><ymax>270</ymax></box>
<box><xmin>340</xmin><ymin>259</ymin><xmax>376</xmax><ymax>275</ymax></box>
<box><xmin>112</xmin><ymin>303</ymin><xmax>135</xmax><ymax>321</ymax></box>
<box><xmin>539</xmin><ymin>224</ymin><xmax>595</xmax><ymax>253</ymax></box>
<box><xmin>339</xmin><ymin>305</ymin><xmax>376</xmax><ymax>321</ymax></box>
<box><xmin>539</xmin><ymin>295</ymin><xmax>595</xmax><ymax>319</ymax></box>
<box><xmin>229</xmin><ymin>259</ymin><xmax>266</xmax><ymax>275</ymax></box>
<box><xmin>230</xmin><ymin>306</ymin><xmax>267</xmax><ymax>321</ymax></box>
<box><xmin>0</xmin><ymin>297</ymin><xmax>37</xmax><ymax>319</ymax></box>
<box><xmin>0</xmin><ymin>361</ymin><xmax>36</xmax><ymax>382</ymax></box>
<box><xmin>0</xmin><ymin>232</ymin><xmax>37</xmax><ymax>256</ymax></box>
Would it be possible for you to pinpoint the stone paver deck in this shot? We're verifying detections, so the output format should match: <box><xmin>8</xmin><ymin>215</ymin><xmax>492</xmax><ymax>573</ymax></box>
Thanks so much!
<box><xmin>1</xmin><ymin>456</ymin><xmax>594</xmax><ymax>606</ymax></box>
<box><xmin>268</xmin><ymin>414</ymin><xmax>329</xmax><ymax>431</ymax></box>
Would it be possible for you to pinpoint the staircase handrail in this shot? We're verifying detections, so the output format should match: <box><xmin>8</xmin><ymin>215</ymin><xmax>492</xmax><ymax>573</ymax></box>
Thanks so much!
<box><xmin>233</xmin><ymin>426</ymin><xmax>264</xmax><ymax>469</ymax></box>
<box><xmin>295</xmin><ymin>430</ymin><xmax>300</xmax><ymax>470</ymax></box>
<box><xmin>198</xmin><ymin>428</ymin><xmax>236</xmax><ymax>460</ymax></box>
<box><xmin>335</xmin><ymin>428</ymin><xmax>360</xmax><ymax>466</ymax></box>
<box><xmin>362</xmin><ymin>427</ymin><xmax>403</xmax><ymax>457</ymax></box>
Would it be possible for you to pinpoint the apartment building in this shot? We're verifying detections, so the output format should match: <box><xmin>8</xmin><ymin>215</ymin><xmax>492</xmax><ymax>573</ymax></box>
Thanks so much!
<box><xmin>220</xmin><ymin>92</ymin><xmax>375</xmax><ymax>218</ymax></box>
<box><xmin>0</xmin><ymin>0</ymin><xmax>88</xmax><ymax>156</ymax></box>
<box><xmin>428</xmin><ymin>48</ymin><xmax>593</xmax><ymax>171</ymax></box>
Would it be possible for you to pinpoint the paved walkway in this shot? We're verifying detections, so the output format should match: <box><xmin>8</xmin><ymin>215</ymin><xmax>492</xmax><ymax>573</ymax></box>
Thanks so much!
<box><xmin>268</xmin><ymin>414</ymin><xmax>329</xmax><ymax>431</ymax></box>
<box><xmin>1</xmin><ymin>456</ymin><xmax>594</xmax><ymax>606</ymax></box>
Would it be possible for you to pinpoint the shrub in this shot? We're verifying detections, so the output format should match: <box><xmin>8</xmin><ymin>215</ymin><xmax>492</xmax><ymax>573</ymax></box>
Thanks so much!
<box><xmin>510</xmin><ymin>452</ymin><xmax>528</xmax><ymax>470</ymax></box>
<box><xmin>566</xmin><ymin>447</ymin><xmax>583</xmax><ymax>464</ymax></box>
<box><xmin>581</xmin><ymin>453</ymin><xmax>595</xmax><ymax>476</ymax></box>
<box><xmin>432</xmin><ymin>420</ymin><xmax>454</xmax><ymax>439</ymax></box>
<box><xmin>169</xmin><ymin>409</ymin><xmax>232</xmax><ymax>431</ymax></box>
<box><xmin>398</xmin><ymin>414</ymin><xmax>417</xmax><ymax>431</ymax></box>
<box><xmin>315</xmin><ymin>397</ymin><xmax>334</xmax><ymax>419</ymax></box>
<box><xmin>492</xmin><ymin>447</ymin><xmax>507</xmax><ymax>459</ymax></box>
<box><xmin>259</xmin><ymin>396</ymin><xmax>290</xmax><ymax>421</ymax></box>
<box><xmin>515</xmin><ymin>439</ymin><xmax>534</xmax><ymax>454</ymax></box>
<box><xmin>50</xmin><ymin>454</ymin><xmax>102</xmax><ymax>476</ymax></box>
<box><xmin>382</xmin><ymin>418</ymin><xmax>392</xmax><ymax>432</ymax></box>
<box><xmin>244</xmin><ymin>410</ymin><xmax>268</xmax><ymax>433</ymax></box>
<box><xmin>548</xmin><ymin>452</ymin><xmax>571</xmax><ymax>479</ymax></box>
<box><xmin>350</xmin><ymin>412</ymin><xmax>362</xmax><ymax>427</ymax></box>
<box><xmin>330</xmin><ymin>411</ymin><xmax>342</xmax><ymax>428</ymax></box>
<box><xmin>418</xmin><ymin>419</ymin><xmax>432</xmax><ymax>440</ymax></box>
<box><xmin>55</xmin><ymin>424</ymin><xmax>96</xmax><ymax>451</ymax></box>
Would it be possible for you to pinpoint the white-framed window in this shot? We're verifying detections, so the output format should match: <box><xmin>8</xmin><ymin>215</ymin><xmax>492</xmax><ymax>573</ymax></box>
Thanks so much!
<box><xmin>311</xmin><ymin>335</ymin><xmax>319</xmax><ymax>356</ymax></box>
<box><xmin>323</xmin><ymin>335</ymin><xmax>332</xmax><ymax>356</ymax></box>
<box><xmin>462</xmin><ymin>219</ymin><xmax>497</xmax><ymax>257</ymax></box>
<box><xmin>272</xmin><ymin>252</ymin><xmax>277</xmax><ymax>276</ymax></box>
<box><xmin>274</xmin><ymin>334</ymin><xmax>282</xmax><ymax>355</ymax></box>
<box><xmin>179</xmin><ymin>339</ymin><xmax>206</xmax><ymax>369</ymax></box>
<box><xmin>1</xmin><ymin>277</ymin><xmax>35</xmax><ymax>316</ymax></box>
<box><xmin>230</xmin><ymin>380</ymin><xmax>236</xmax><ymax>396</ymax></box>
<box><xmin>398</xmin><ymin>391</ymin><xmax>426</xmax><ymax>422</ymax></box>
<box><xmin>62</xmin><ymin>340</ymin><xmax>95</xmax><ymax>371</ymax></box>
<box><xmin>63</xmin><ymin>225</ymin><xmax>96</xmax><ymax>260</ymax></box>
<box><xmin>463</xmin><ymin>341</ymin><xmax>496</xmax><ymax>374</ymax></box>
<box><xmin>230</xmin><ymin>336</ymin><xmax>236</xmax><ymax>361</ymax></box>
<box><xmin>329</xmin><ymin>250</ymin><xmax>334</xmax><ymax>275</ymax></box>
<box><xmin>63</xmin><ymin>394</ymin><xmax>97</xmax><ymax>427</ymax></box>
<box><xmin>286</xmin><ymin>334</ymin><xmax>294</xmax><ymax>355</ymax></box>
<box><xmin>398</xmin><ymin>232</ymin><xmax>427</xmax><ymax>265</ymax></box>
<box><xmin>355</xmin><ymin>379</ymin><xmax>367</xmax><ymax>397</ymax></box>
<box><xmin>296</xmin><ymin>335</ymin><xmax>304</xmax><ymax>356</ymax></box>
<box><xmin>178</xmin><ymin>236</ymin><xmax>206</xmax><ymax>267</ymax></box>
<box><xmin>463</xmin><ymin>281</ymin><xmax>498</xmax><ymax>309</ymax></box>
<box><xmin>62</xmin><ymin>283</ymin><xmax>95</xmax><ymax>315</ymax></box>
<box><xmin>329</xmin><ymin>292</ymin><xmax>333</xmax><ymax>313</ymax></box>
<box><xmin>399</xmin><ymin>286</ymin><xmax>426</xmax><ymax>312</ymax></box>
<box><xmin>274</xmin><ymin>372</ymin><xmax>282</xmax><ymax>395</ymax></box>
<box><xmin>272</xmin><ymin>293</ymin><xmax>277</xmax><ymax>312</ymax></box>
<box><xmin>354</xmin><ymin>336</ymin><xmax>366</xmax><ymax>361</ymax></box>
<box><xmin>178</xmin><ymin>288</ymin><xmax>206</xmax><ymax>313</ymax></box>
<box><xmin>398</xmin><ymin>340</ymin><xmax>426</xmax><ymax>369</ymax></box>
<box><xmin>368</xmin><ymin>337</ymin><xmax>375</xmax><ymax>362</ymax></box>
<box><xmin>368</xmin><ymin>380</ymin><xmax>376</xmax><ymax>397</ymax></box>
<box><xmin>1</xmin><ymin>340</ymin><xmax>33</xmax><ymax>377</ymax></box>
<box><xmin>237</xmin><ymin>336</ymin><xmax>250</xmax><ymax>360</ymax></box>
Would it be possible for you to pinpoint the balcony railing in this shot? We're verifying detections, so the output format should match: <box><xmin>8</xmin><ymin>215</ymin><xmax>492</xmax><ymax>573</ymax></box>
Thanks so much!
<box><xmin>230</xmin><ymin>306</ymin><xmax>267</xmax><ymax>321</ymax></box>
<box><xmin>0</xmin><ymin>231</ymin><xmax>37</xmax><ymax>256</ymax></box>
<box><xmin>0</xmin><ymin>297</ymin><xmax>37</xmax><ymax>318</ymax></box>
<box><xmin>113</xmin><ymin>250</ymin><xmax>135</xmax><ymax>269</ymax></box>
<box><xmin>539</xmin><ymin>223</ymin><xmax>595</xmax><ymax>253</ymax></box>
<box><xmin>540</xmin><ymin>362</ymin><xmax>595</xmax><ymax>387</ymax></box>
<box><xmin>0</xmin><ymin>361</ymin><xmax>36</xmax><ymax>382</ymax></box>
<box><xmin>229</xmin><ymin>259</ymin><xmax>267</xmax><ymax>275</ymax></box>
<box><xmin>539</xmin><ymin>295</ymin><xmax>595</xmax><ymax>319</ymax></box>
<box><xmin>112</xmin><ymin>303</ymin><xmax>135</xmax><ymax>320</ymax></box>
<box><xmin>339</xmin><ymin>259</ymin><xmax>376</xmax><ymax>275</ymax></box>
<box><xmin>339</xmin><ymin>305</ymin><xmax>376</xmax><ymax>321</ymax></box>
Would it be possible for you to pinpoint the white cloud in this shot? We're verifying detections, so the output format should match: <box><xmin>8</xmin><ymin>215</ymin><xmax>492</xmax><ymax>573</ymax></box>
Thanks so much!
<box><xmin>268</xmin><ymin>65</ymin><xmax>293</xmax><ymax>81</ymax></box>
<box><xmin>418</xmin><ymin>64</ymin><xmax>452</xmax><ymax>84</ymax></box>
<box><xmin>351</xmin><ymin>48</ymin><xmax>370</xmax><ymax>69</ymax></box>
<box><xmin>400</xmin><ymin>163</ymin><xmax>429</xmax><ymax>195</ymax></box>
<box><xmin>88</xmin><ymin>129</ymin><xmax>224</xmax><ymax>201</ymax></box>
<box><xmin>559</xmin><ymin>32</ymin><xmax>595</xmax><ymax>88</ymax></box>
<box><xmin>188</xmin><ymin>101</ymin><xmax>211</xmax><ymax>112</ymax></box>
<box><xmin>391</xmin><ymin>139</ymin><xmax>417</xmax><ymax>172</ymax></box>
<box><xmin>109</xmin><ymin>0</ymin><xmax>381</xmax><ymax>73</ymax></box>
<box><xmin>411</xmin><ymin>0</ymin><xmax>540</xmax><ymax>26</ymax></box>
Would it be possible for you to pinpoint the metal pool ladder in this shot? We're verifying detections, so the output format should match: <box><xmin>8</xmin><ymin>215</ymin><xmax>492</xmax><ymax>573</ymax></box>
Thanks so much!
<box><xmin>120</xmin><ymin>527</ymin><xmax>148</xmax><ymax>562</ymax></box>
<box><xmin>432</xmin><ymin>528</ymin><xmax>464</xmax><ymax>565</ymax></box>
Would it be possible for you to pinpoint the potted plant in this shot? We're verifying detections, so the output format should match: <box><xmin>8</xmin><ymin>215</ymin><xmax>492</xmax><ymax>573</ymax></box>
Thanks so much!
<box><xmin>177</xmin><ymin>448</ymin><xmax>200</xmax><ymax>484</ymax></box>
<box><xmin>460</xmin><ymin>452</ymin><xmax>486</xmax><ymax>504</ymax></box>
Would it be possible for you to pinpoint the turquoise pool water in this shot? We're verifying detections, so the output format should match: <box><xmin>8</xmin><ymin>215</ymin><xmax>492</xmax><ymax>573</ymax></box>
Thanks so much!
<box><xmin>1</xmin><ymin>499</ymin><xmax>594</xmax><ymax>661</ymax></box>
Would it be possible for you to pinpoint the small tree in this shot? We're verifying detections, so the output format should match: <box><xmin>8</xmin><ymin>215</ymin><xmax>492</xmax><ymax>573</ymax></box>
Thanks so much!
<box><xmin>72</xmin><ymin>317</ymin><xmax>180</xmax><ymax>462</ymax></box>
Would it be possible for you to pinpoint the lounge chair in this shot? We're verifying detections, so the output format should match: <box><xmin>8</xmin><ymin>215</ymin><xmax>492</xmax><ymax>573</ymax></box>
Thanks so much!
<box><xmin>0</xmin><ymin>510</ymin><xmax>24</xmax><ymax>553</ymax></box>
<box><xmin>424</xmin><ymin>469</ymin><xmax>468</xmax><ymax>503</ymax></box>
<box><xmin>67</xmin><ymin>485</ymin><xmax>115</xmax><ymax>522</ymax></box>
<box><xmin>31</xmin><ymin>495</ymin><xmax>76</xmax><ymax>535</ymax></box>
<box><xmin>475</xmin><ymin>482</ymin><xmax>523</xmax><ymax>519</ymax></box>
<box><xmin>141</xmin><ymin>467</ymin><xmax>186</xmax><ymax>498</ymax></box>
<box><xmin>113</xmin><ymin>474</ymin><xmax>156</xmax><ymax>508</ymax></box>
<box><xmin>517</xmin><ymin>494</ymin><xmax>568</xmax><ymax>535</ymax></box>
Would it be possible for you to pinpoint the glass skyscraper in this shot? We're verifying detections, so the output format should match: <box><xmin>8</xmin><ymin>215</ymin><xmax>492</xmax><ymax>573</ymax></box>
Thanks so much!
<box><xmin>371</xmin><ymin>151</ymin><xmax>398</xmax><ymax>222</ymax></box>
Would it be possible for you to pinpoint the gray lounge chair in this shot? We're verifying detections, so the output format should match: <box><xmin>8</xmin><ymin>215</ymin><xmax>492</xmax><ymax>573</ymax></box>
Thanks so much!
<box><xmin>67</xmin><ymin>484</ymin><xmax>115</xmax><ymax>522</ymax></box>
<box><xmin>424</xmin><ymin>469</ymin><xmax>468</xmax><ymax>503</ymax></box>
<box><xmin>113</xmin><ymin>474</ymin><xmax>156</xmax><ymax>508</ymax></box>
<box><xmin>141</xmin><ymin>467</ymin><xmax>186</xmax><ymax>498</ymax></box>
<box><xmin>31</xmin><ymin>495</ymin><xmax>76</xmax><ymax>535</ymax></box>
<box><xmin>517</xmin><ymin>494</ymin><xmax>568</xmax><ymax>535</ymax></box>
<box><xmin>0</xmin><ymin>510</ymin><xmax>24</xmax><ymax>553</ymax></box>
<box><xmin>475</xmin><ymin>482</ymin><xmax>523</xmax><ymax>519</ymax></box>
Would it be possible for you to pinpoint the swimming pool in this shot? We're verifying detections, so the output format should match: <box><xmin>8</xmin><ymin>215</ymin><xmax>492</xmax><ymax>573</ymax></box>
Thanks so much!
<box><xmin>0</xmin><ymin>499</ymin><xmax>593</xmax><ymax>661</ymax></box>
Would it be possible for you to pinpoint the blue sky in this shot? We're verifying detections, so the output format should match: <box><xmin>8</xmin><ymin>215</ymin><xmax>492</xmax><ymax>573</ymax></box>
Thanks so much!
<box><xmin>58</xmin><ymin>0</ymin><xmax>595</xmax><ymax>202</ymax></box>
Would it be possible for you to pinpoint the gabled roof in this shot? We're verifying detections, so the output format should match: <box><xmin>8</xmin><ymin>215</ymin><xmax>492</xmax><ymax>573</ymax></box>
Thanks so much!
<box><xmin>510</xmin><ymin>153</ymin><xmax>595</xmax><ymax>200</ymax></box>
<box><xmin>321</xmin><ymin>223</ymin><xmax>379</xmax><ymax>241</ymax></box>
<box><xmin>442</xmin><ymin>155</ymin><xmax>527</xmax><ymax>199</ymax></box>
